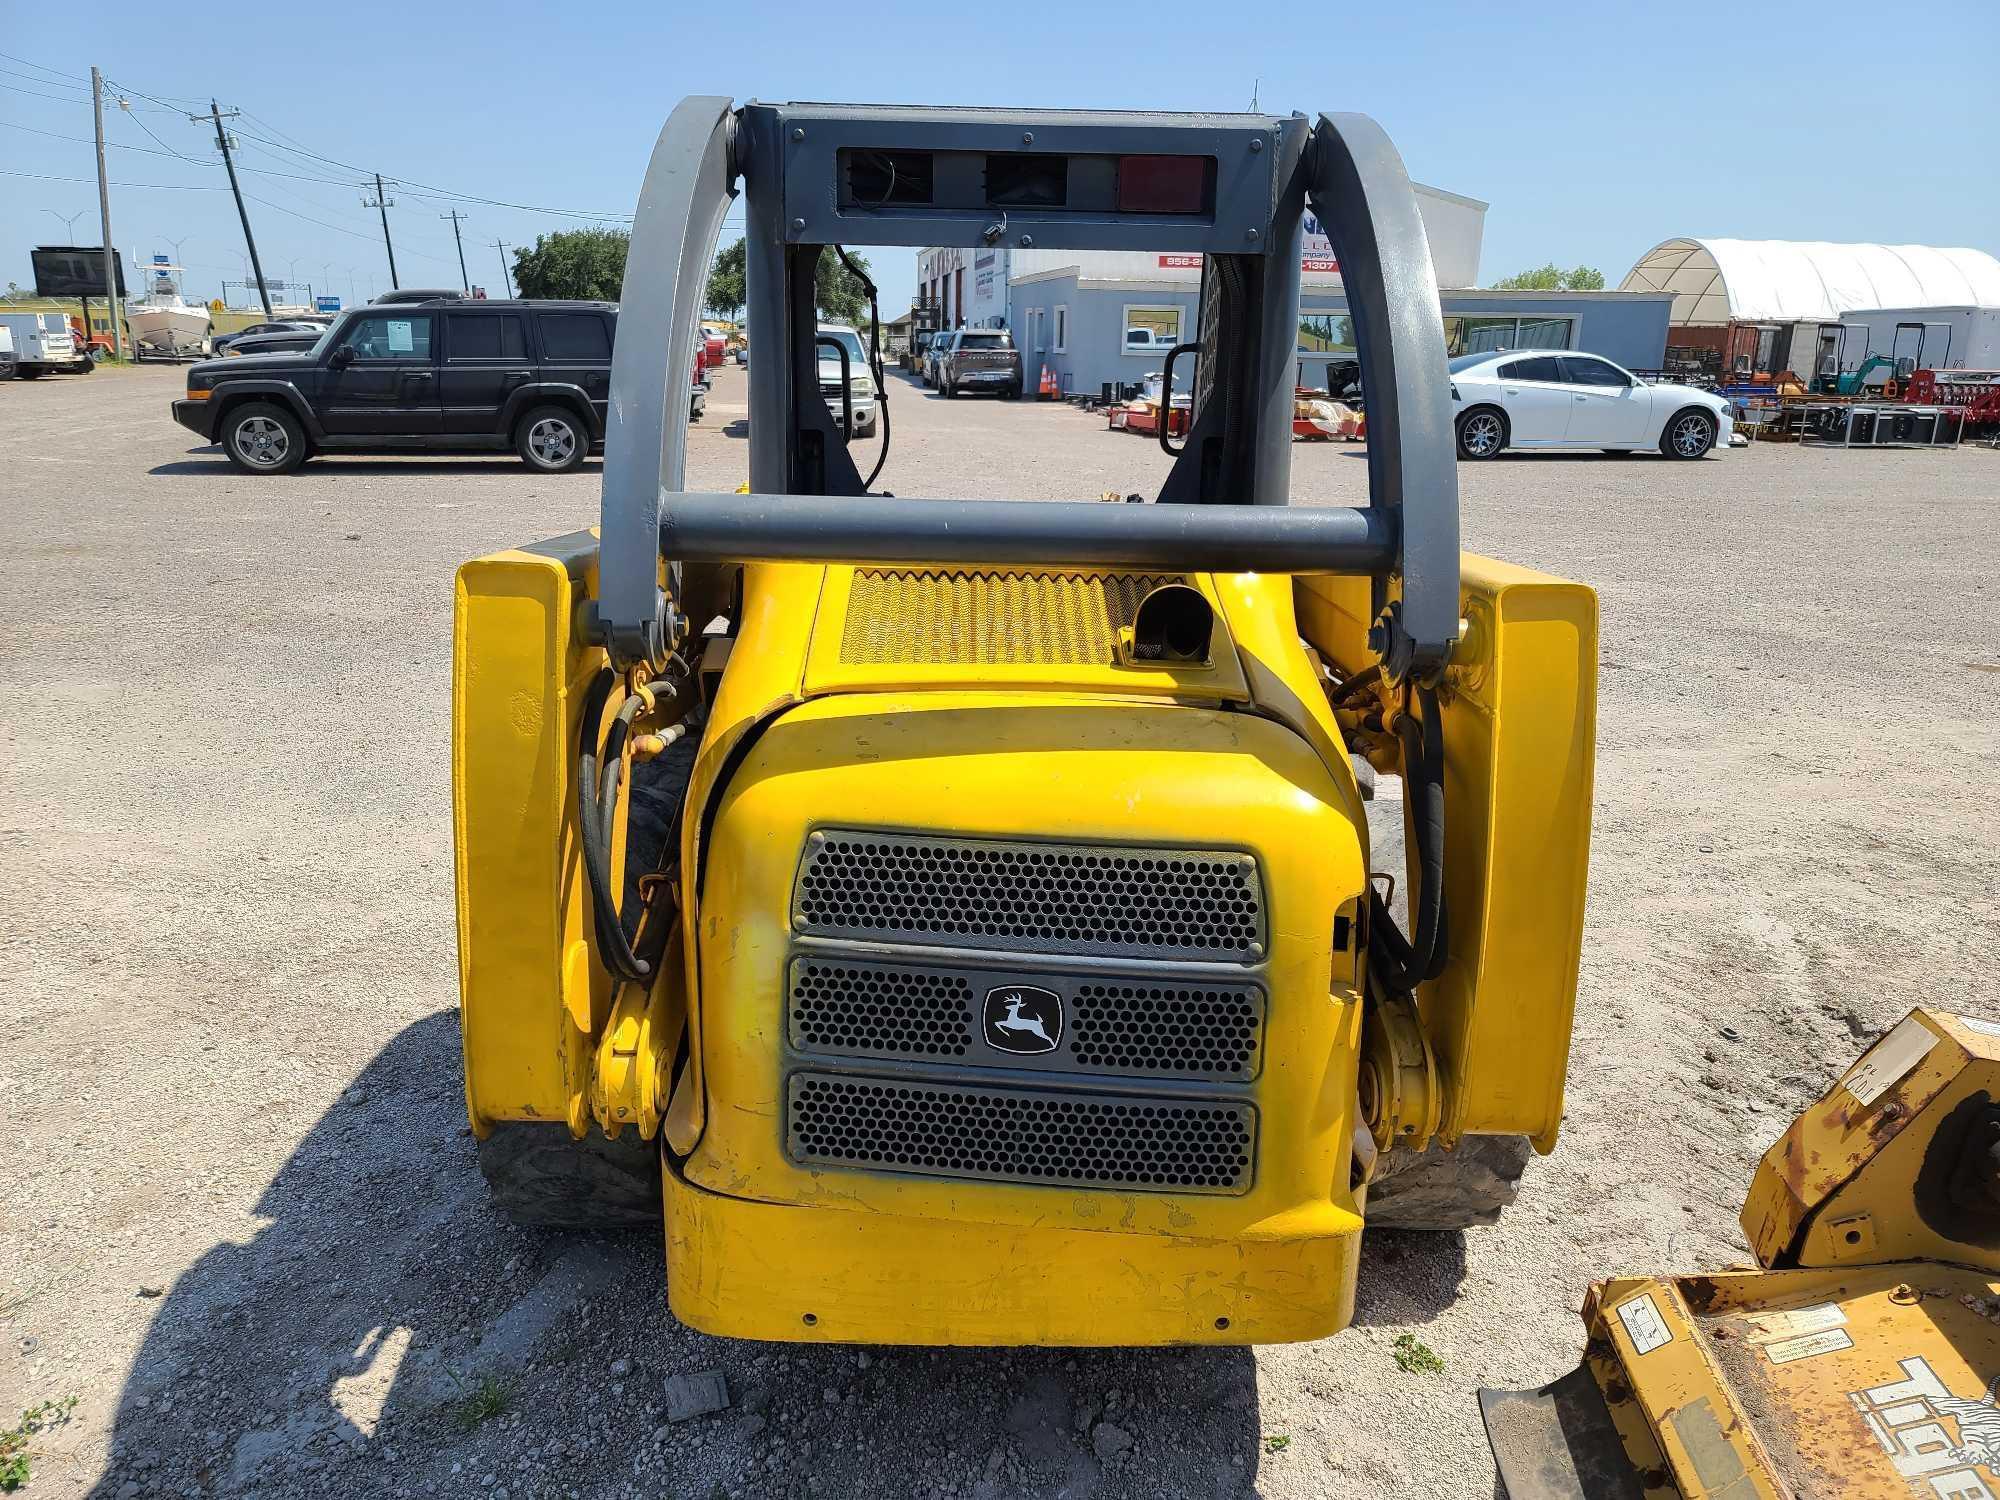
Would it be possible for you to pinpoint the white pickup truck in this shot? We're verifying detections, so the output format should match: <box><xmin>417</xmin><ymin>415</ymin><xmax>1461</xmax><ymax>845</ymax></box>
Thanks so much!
<box><xmin>0</xmin><ymin>312</ymin><xmax>90</xmax><ymax>378</ymax></box>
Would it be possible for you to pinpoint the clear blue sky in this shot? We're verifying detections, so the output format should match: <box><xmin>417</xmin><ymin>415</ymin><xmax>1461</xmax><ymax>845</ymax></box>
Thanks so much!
<box><xmin>4</xmin><ymin>0</ymin><xmax>1992</xmax><ymax>314</ymax></box>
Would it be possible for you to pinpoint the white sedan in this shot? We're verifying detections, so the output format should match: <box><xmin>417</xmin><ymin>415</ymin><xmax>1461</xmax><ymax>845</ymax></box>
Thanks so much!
<box><xmin>1448</xmin><ymin>350</ymin><xmax>1732</xmax><ymax>460</ymax></box>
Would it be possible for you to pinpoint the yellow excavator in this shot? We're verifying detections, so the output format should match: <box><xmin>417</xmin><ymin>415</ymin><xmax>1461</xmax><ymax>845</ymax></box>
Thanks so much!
<box><xmin>452</xmin><ymin>96</ymin><xmax>1596</xmax><ymax>1346</ymax></box>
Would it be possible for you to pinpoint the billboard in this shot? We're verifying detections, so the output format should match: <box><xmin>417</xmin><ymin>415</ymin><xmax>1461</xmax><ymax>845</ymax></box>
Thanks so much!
<box><xmin>31</xmin><ymin>246</ymin><xmax>127</xmax><ymax>298</ymax></box>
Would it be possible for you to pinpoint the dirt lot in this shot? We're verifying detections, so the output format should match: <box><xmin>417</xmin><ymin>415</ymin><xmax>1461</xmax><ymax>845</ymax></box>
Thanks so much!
<box><xmin>2</xmin><ymin>361</ymin><xmax>1996</xmax><ymax>1499</ymax></box>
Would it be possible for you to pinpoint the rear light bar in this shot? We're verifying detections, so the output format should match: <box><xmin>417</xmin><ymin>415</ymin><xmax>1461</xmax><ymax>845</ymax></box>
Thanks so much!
<box><xmin>837</xmin><ymin>148</ymin><xmax>1216</xmax><ymax>219</ymax></box>
<box><xmin>1117</xmin><ymin>155</ymin><xmax>1213</xmax><ymax>215</ymax></box>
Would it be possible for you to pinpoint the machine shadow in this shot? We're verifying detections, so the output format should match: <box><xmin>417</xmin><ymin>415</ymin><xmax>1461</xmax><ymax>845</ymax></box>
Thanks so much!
<box><xmin>87</xmin><ymin>1011</ymin><xmax>1267</xmax><ymax>1497</ymax></box>
<box><xmin>1352</xmin><ymin>1227</ymin><xmax>1470</xmax><ymax>1327</ymax></box>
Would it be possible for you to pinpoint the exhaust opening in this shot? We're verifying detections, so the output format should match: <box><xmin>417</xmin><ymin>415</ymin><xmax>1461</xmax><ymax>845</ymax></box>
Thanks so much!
<box><xmin>1127</xmin><ymin>583</ymin><xmax>1213</xmax><ymax>665</ymax></box>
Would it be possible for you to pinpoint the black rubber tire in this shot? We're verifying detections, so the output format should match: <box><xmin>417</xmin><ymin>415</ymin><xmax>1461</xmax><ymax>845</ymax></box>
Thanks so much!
<box><xmin>1659</xmin><ymin>407</ymin><xmax>1717</xmax><ymax>459</ymax></box>
<box><xmin>477</xmin><ymin>1122</ymin><xmax>663</xmax><ymax>1229</ymax></box>
<box><xmin>17</xmin><ymin>367</ymin><xmax>44</xmax><ymax>380</ymax></box>
<box><xmin>944</xmin><ymin>378</ymin><xmax>958</xmax><ymax>399</ymax></box>
<box><xmin>1006</xmin><ymin>383</ymin><xmax>1023</xmax><ymax>401</ymax></box>
<box><xmin>222</xmin><ymin>401</ymin><xmax>308</xmax><ymax>475</ymax></box>
<box><xmin>72</xmin><ymin>359</ymin><xmax>95</xmax><ymax>375</ymax></box>
<box><xmin>1455</xmin><ymin>406</ymin><xmax>1508</xmax><ymax>460</ymax></box>
<box><xmin>515</xmin><ymin>403</ymin><xmax>590</xmax><ymax>473</ymax></box>
<box><xmin>1365</xmin><ymin>1134</ymin><xmax>1533</xmax><ymax>1231</ymax></box>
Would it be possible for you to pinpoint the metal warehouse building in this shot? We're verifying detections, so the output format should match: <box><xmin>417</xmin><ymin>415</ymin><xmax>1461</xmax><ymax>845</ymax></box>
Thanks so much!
<box><xmin>917</xmin><ymin>184</ymin><xmax>1675</xmax><ymax>399</ymax></box>
<box><xmin>1619</xmin><ymin>238</ymin><xmax>2000</xmax><ymax>380</ymax></box>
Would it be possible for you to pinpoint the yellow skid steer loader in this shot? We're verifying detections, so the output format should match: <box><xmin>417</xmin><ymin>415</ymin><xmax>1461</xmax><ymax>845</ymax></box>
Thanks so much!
<box><xmin>451</xmin><ymin>99</ymin><xmax>1597</xmax><ymax>1346</ymax></box>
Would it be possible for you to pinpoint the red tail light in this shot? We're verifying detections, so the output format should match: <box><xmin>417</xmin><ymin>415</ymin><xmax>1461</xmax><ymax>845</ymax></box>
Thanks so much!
<box><xmin>1117</xmin><ymin>156</ymin><xmax>1213</xmax><ymax>215</ymax></box>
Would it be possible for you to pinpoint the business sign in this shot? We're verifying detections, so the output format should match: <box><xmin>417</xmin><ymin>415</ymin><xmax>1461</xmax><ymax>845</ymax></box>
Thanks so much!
<box><xmin>1154</xmin><ymin>216</ymin><xmax>1340</xmax><ymax>275</ymax></box>
<box><xmin>30</xmin><ymin>246</ymin><xmax>127</xmax><ymax>298</ymax></box>
<box><xmin>1301</xmin><ymin>211</ymin><xmax>1340</xmax><ymax>274</ymax></box>
<box><xmin>316</xmin><ymin>295</ymin><xmax>341</xmax><ymax>312</ymax></box>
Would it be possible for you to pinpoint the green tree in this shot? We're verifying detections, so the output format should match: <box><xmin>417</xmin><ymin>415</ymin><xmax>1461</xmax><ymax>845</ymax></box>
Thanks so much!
<box><xmin>815</xmin><ymin>250</ymin><xmax>873</xmax><ymax>324</ymax></box>
<box><xmin>702</xmin><ymin>239</ymin><xmax>871</xmax><ymax>322</ymax></box>
<box><xmin>1491</xmin><ymin>262</ymin><xmax>1606</xmax><ymax>292</ymax></box>
<box><xmin>706</xmin><ymin>238</ymin><xmax>746</xmax><ymax>320</ymax></box>
<box><xmin>511</xmin><ymin>228</ymin><xmax>629</xmax><ymax>300</ymax></box>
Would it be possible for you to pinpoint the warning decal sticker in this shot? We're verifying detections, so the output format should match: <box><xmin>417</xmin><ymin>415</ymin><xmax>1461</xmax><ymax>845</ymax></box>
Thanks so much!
<box><xmin>1617</xmin><ymin>1293</ymin><xmax>1673</xmax><ymax>1356</ymax></box>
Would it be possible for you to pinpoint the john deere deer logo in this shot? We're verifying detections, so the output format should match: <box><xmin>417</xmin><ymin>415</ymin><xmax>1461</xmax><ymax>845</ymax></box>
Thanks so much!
<box><xmin>983</xmin><ymin>986</ymin><xmax>1062</xmax><ymax>1055</ymax></box>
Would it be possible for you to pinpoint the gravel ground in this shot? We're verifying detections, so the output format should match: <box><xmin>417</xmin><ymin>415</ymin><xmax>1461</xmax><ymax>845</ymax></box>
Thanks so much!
<box><xmin>2</xmin><ymin>361</ymin><xmax>1996</xmax><ymax>1499</ymax></box>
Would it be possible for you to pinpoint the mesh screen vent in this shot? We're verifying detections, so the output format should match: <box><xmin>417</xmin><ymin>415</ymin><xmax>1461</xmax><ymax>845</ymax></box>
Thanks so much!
<box><xmin>787</xmin><ymin>958</ymin><xmax>1264</xmax><ymax>1081</ymax></box>
<box><xmin>840</xmin><ymin>569</ymin><xmax>1188</xmax><ymax>666</ymax></box>
<box><xmin>787</xmin><ymin>1073</ymin><xmax>1254</xmax><ymax>1193</ymax></box>
<box><xmin>795</xmin><ymin>832</ymin><xmax>1264</xmax><ymax>960</ymax></box>
<box><xmin>1071</xmin><ymin>983</ymin><xmax>1260</xmax><ymax>1077</ymax></box>
<box><xmin>791</xmin><ymin>961</ymin><xmax>973</xmax><ymax>1058</ymax></box>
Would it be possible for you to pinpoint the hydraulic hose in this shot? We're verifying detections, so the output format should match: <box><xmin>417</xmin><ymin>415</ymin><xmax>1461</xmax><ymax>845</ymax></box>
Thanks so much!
<box><xmin>1369</xmin><ymin>684</ymin><xmax>1450</xmax><ymax>993</ymax></box>
<box><xmin>833</xmin><ymin>244</ymin><xmax>892</xmax><ymax>491</ymax></box>
<box><xmin>576</xmin><ymin>668</ymin><xmax>654</xmax><ymax>984</ymax></box>
<box><xmin>1329</xmin><ymin>662</ymin><xmax>1383</xmax><ymax>706</ymax></box>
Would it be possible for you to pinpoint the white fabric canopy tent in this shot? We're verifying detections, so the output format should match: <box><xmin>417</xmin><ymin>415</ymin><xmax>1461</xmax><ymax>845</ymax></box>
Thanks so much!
<box><xmin>1619</xmin><ymin>239</ymin><xmax>2000</xmax><ymax>325</ymax></box>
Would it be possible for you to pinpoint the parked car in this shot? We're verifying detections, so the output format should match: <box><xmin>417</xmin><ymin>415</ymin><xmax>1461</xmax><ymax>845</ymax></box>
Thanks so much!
<box><xmin>1448</xmin><ymin>350</ymin><xmax>1733</xmax><ymax>460</ymax></box>
<box><xmin>816</xmin><ymin>323</ymin><xmax>877</xmax><ymax>439</ymax></box>
<box><xmin>923</xmin><ymin>329</ymin><xmax>956</xmax><ymax>388</ymax></box>
<box><xmin>934</xmin><ymin>327</ymin><xmax>1024</xmax><ymax>400</ymax></box>
<box><xmin>172</xmin><ymin>299</ymin><xmax>619</xmax><ymax>475</ymax></box>
<box><xmin>224</xmin><ymin>328</ymin><xmax>327</xmax><ymax>358</ymax></box>
<box><xmin>213</xmin><ymin>320</ymin><xmax>326</xmax><ymax>355</ymax></box>
<box><xmin>701</xmin><ymin>327</ymin><xmax>728</xmax><ymax>369</ymax></box>
<box><xmin>1123</xmin><ymin>327</ymin><xmax>1181</xmax><ymax>352</ymax></box>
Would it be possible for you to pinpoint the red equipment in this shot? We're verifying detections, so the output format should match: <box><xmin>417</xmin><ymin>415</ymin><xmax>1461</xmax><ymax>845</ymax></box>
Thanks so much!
<box><xmin>1904</xmin><ymin>369</ymin><xmax>2000</xmax><ymax>427</ymax></box>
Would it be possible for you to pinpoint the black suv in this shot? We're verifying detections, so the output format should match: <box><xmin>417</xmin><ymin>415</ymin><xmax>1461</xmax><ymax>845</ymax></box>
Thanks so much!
<box><xmin>172</xmin><ymin>298</ymin><xmax>617</xmax><ymax>475</ymax></box>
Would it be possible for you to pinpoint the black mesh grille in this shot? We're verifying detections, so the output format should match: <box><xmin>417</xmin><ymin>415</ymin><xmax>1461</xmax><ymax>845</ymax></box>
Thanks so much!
<box><xmin>794</xmin><ymin>832</ymin><xmax>1263</xmax><ymax>960</ymax></box>
<box><xmin>790</xmin><ymin>960</ymin><xmax>973</xmax><ymax>1059</ymax></box>
<box><xmin>787</xmin><ymin>958</ymin><xmax>1263</xmax><ymax>1081</ymax></box>
<box><xmin>787</xmin><ymin>1073</ymin><xmax>1254</xmax><ymax>1193</ymax></box>
<box><xmin>1071</xmin><ymin>983</ymin><xmax>1260</xmax><ymax>1077</ymax></box>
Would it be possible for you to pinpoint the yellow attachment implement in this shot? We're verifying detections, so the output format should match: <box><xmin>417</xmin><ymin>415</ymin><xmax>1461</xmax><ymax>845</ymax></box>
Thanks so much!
<box><xmin>1484</xmin><ymin>1008</ymin><xmax>2000</xmax><ymax>1498</ymax></box>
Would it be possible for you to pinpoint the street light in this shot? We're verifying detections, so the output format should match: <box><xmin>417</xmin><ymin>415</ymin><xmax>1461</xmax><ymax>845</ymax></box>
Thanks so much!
<box><xmin>43</xmin><ymin>208</ymin><xmax>89</xmax><ymax>238</ymax></box>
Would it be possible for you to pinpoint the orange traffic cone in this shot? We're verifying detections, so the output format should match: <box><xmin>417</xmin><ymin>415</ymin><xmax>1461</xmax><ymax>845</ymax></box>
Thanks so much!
<box><xmin>1039</xmin><ymin>364</ymin><xmax>1057</xmax><ymax>400</ymax></box>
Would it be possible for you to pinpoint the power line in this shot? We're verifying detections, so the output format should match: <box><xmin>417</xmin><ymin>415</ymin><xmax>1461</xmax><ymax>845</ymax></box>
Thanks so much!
<box><xmin>0</xmin><ymin>49</ymin><xmax>87</xmax><ymax>82</ymax></box>
<box><xmin>1</xmin><ymin>166</ymin><xmax>228</xmax><ymax>191</ymax></box>
<box><xmin>0</xmin><ymin>64</ymin><xmax>87</xmax><ymax>92</ymax></box>
<box><xmin>0</xmin><ymin>80</ymin><xmax>98</xmax><ymax>105</ymax></box>
<box><xmin>2</xmin><ymin>118</ymin><xmax>205</xmax><ymax>161</ymax></box>
<box><xmin>229</xmin><ymin>125</ymin><xmax>636</xmax><ymax>222</ymax></box>
<box><xmin>111</xmin><ymin>101</ymin><xmax>212</xmax><ymax>165</ymax></box>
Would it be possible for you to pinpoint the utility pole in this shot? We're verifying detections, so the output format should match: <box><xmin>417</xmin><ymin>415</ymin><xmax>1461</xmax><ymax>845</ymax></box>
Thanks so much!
<box><xmin>439</xmin><ymin>210</ymin><xmax>471</xmax><ymax>292</ymax></box>
<box><xmin>90</xmin><ymin>67</ymin><xmax>126</xmax><ymax>360</ymax></box>
<box><xmin>191</xmin><ymin>100</ymin><xmax>272</xmax><ymax>317</ymax></box>
<box><xmin>490</xmin><ymin>239</ymin><xmax>514</xmax><ymax>298</ymax></box>
<box><xmin>364</xmin><ymin>174</ymin><xmax>399</xmax><ymax>291</ymax></box>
